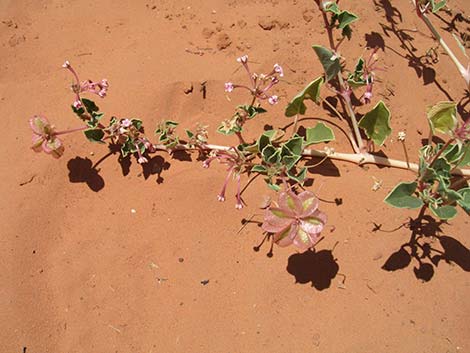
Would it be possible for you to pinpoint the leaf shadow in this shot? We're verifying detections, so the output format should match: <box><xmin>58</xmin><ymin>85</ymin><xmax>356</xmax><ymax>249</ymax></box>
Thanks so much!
<box><xmin>142</xmin><ymin>155</ymin><xmax>171</xmax><ymax>184</ymax></box>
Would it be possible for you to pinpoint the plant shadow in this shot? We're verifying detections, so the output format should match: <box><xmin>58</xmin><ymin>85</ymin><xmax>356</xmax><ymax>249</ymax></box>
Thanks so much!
<box><xmin>67</xmin><ymin>156</ymin><xmax>105</xmax><ymax>192</ymax></box>
<box><xmin>142</xmin><ymin>155</ymin><xmax>171</xmax><ymax>184</ymax></box>
<box><xmin>287</xmin><ymin>249</ymin><xmax>339</xmax><ymax>290</ymax></box>
<box><xmin>381</xmin><ymin>212</ymin><xmax>470</xmax><ymax>282</ymax></box>
<box><xmin>374</xmin><ymin>0</ymin><xmax>453</xmax><ymax>99</ymax></box>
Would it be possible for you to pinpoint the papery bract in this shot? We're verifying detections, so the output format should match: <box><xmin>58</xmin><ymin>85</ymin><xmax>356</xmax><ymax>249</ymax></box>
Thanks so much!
<box><xmin>29</xmin><ymin>115</ymin><xmax>64</xmax><ymax>158</ymax></box>
<box><xmin>262</xmin><ymin>191</ymin><xmax>327</xmax><ymax>252</ymax></box>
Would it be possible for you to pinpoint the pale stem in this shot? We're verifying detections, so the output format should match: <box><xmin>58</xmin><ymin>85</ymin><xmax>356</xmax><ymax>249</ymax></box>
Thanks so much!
<box><xmin>151</xmin><ymin>143</ymin><xmax>470</xmax><ymax>176</ymax></box>
<box><xmin>401</xmin><ymin>140</ymin><xmax>411</xmax><ymax>170</ymax></box>
<box><xmin>420</xmin><ymin>11</ymin><xmax>470</xmax><ymax>88</ymax></box>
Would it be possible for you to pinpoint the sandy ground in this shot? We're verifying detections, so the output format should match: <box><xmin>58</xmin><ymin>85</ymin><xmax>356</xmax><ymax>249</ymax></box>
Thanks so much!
<box><xmin>1</xmin><ymin>0</ymin><xmax>470</xmax><ymax>352</ymax></box>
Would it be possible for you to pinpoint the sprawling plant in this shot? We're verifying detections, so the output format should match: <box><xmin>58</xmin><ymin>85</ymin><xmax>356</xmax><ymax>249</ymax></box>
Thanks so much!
<box><xmin>29</xmin><ymin>0</ymin><xmax>470</xmax><ymax>259</ymax></box>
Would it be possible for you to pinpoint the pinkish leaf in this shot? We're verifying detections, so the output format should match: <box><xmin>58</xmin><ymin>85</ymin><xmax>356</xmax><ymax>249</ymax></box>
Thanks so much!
<box><xmin>31</xmin><ymin>134</ymin><xmax>44</xmax><ymax>152</ymax></box>
<box><xmin>293</xmin><ymin>228</ymin><xmax>316</xmax><ymax>252</ymax></box>
<box><xmin>275</xmin><ymin>223</ymin><xmax>297</xmax><ymax>247</ymax></box>
<box><xmin>279</xmin><ymin>191</ymin><xmax>303</xmax><ymax>213</ymax></box>
<box><xmin>300</xmin><ymin>218</ymin><xmax>324</xmax><ymax>236</ymax></box>
<box><xmin>29</xmin><ymin>115</ymin><xmax>50</xmax><ymax>135</ymax></box>
<box><xmin>298</xmin><ymin>191</ymin><xmax>319</xmax><ymax>217</ymax></box>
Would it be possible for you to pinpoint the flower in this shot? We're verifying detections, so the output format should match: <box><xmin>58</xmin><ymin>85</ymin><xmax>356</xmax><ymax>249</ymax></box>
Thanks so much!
<box><xmin>273</xmin><ymin>63</ymin><xmax>284</xmax><ymax>77</ymax></box>
<box><xmin>138</xmin><ymin>156</ymin><xmax>148</xmax><ymax>164</ymax></box>
<box><xmin>224</xmin><ymin>82</ymin><xmax>234</xmax><ymax>93</ymax></box>
<box><xmin>29</xmin><ymin>115</ymin><xmax>64</xmax><ymax>158</ymax></box>
<box><xmin>397</xmin><ymin>131</ymin><xmax>406</xmax><ymax>142</ymax></box>
<box><xmin>268</xmin><ymin>95</ymin><xmax>279</xmax><ymax>105</ymax></box>
<box><xmin>237</xmin><ymin>55</ymin><xmax>248</xmax><ymax>64</ymax></box>
<box><xmin>262</xmin><ymin>191</ymin><xmax>327</xmax><ymax>252</ymax></box>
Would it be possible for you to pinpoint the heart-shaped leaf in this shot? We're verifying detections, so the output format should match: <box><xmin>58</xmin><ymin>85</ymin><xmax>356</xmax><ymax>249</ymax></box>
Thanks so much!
<box><xmin>384</xmin><ymin>182</ymin><xmax>423</xmax><ymax>209</ymax></box>
<box><xmin>427</xmin><ymin>101</ymin><xmax>457</xmax><ymax>135</ymax></box>
<box><xmin>429</xmin><ymin>204</ymin><xmax>457</xmax><ymax>220</ymax></box>
<box><xmin>358</xmin><ymin>100</ymin><xmax>392</xmax><ymax>146</ymax></box>
<box><xmin>305</xmin><ymin>123</ymin><xmax>335</xmax><ymax>146</ymax></box>
<box><xmin>285</xmin><ymin>77</ymin><xmax>324</xmax><ymax>117</ymax></box>
<box><xmin>312</xmin><ymin>46</ymin><xmax>341</xmax><ymax>82</ymax></box>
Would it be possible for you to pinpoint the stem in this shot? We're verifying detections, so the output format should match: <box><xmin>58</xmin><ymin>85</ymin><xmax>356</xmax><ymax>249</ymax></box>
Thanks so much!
<box><xmin>292</xmin><ymin>114</ymin><xmax>299</xmax><ymax>137</ymax></box>
<box><xmin>420</xmin><ymin>11</ymin><xmax>470</xmax><ymax>88</ymax></box>
<box><xmin>341</xmin><ymin>89</ymin><xmax>365</xmax><ymax>152</ymax></box>
<box><xmin>428</xmin><ymin>138</ymin><xmax>454</xmax><ymax>170</ymax></box>
<box><xmin>401</xmin><ymin>140</ymin><xmax>411</xmax><ymax>170</ymax></box>
<box><xmin>318</xmin><ymin>4</ymin><xmax>365</xmax><ymax>152</ymax></box>
<box><xmin>152</xmin><ymin>142</ymin><xmax>470</xmax><ymax>176</ymax></box>
<box><xmin>54</xmin><ymin>125</ymin><xmax>88</xmax><ymax>136</ymax></box>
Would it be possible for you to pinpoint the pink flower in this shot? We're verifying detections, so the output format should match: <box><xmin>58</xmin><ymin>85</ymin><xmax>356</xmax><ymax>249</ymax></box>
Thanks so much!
<box><xmin>262</xmin><ymin>191</ymin><xmax>327</xmax><ymax>252</ymax></box>
<box><xmin>29</xmin><ymin>115</ymin><xmax>64</xmax><ymax>159</ymax></box>
<box><xmin>268</xmin><ymin>95</ymin><xmax>279</xmax><ymax>105</ymax></box>
<box><xmin>121</xmin><ymin>118</ymin><xmax>132</xmax><ymax>127</ymax></box>
<box><xmin>225</xmin><ymin>82</ymin><xmax>234</xmax><ymax>93</ymax></box>
<box><xmin>62</xmin><ymin>60</ymin><xmax>109</xmax><ymax>106</ymax></box>
<box><xmin>273</xmin><ymin>63</ymin><xmax>284</xmax><ymax>77</ymax></box>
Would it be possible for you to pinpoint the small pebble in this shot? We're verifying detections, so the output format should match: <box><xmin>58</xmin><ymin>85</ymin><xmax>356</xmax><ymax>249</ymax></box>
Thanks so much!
<box><xmin>131</xmin><ymin>209</ymin><xmax>136</xmax><ymax>214</ymax></box>
<box><xmin>178</xmin><ymin>257</ymin><xmax>184</xmax><ymax>263</ymax></box>
<box><xmin>200</xmin><ymin>279</ymin><xmax>210</xmax><ymax>285</ymax></box>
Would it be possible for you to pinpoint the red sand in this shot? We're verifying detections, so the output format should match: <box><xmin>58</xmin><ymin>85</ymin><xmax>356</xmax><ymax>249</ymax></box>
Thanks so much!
<box><xmin>1</xmin><ymin>0</ymin><xmax>469</xmax><ymax>352</ymax></box>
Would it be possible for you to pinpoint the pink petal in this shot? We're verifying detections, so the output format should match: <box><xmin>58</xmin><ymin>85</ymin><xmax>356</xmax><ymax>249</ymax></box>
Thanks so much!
<box><xmin>311</xmin><ymin>209</ymin><xmax>328</xmax><ymax>225</ymax></box>
<box><xmin>43</xmin><ymin>137</ymin><xmax>64</xmax><ymax>158</ymax></box>
<box><xmin>297</xmin><ymin>191</ymin><xmax>319</xmax><ymax>217</ymax></box>
<box><xmin>29</xmin><ymin>115</ymin><xmax>50</xmax><ymax>135</ymax></box>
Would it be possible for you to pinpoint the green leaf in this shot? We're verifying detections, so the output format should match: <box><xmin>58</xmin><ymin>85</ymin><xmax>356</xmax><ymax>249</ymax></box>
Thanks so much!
<box><xmin>284</xmin><ymin>136</ymin><xmax>304</xmax><ymax>156</ymax></box>
<box><xmin>323</xmin><ymin>2</ymin><xmax>340</xmax><ymax>14</ymax></box>
<box><xmin>452</xmin><ymin>33</ymin><xmax>468</xmax><ymax>58</ymax></box>
<box><xmin>132</xmin><ymin>119</ymin><xmax>143</xmax><ymax>130</ymax></box>
<box><xmin>84</xmin><ymin>129</ymin><xmax>105</xmax><ymax>144</ymax></box>
<box><xmin>458</xmin><ymin>144</ymin><xmax>470</xmax><ymax>167</ymax></box>
<box><xmin>305</xmin><ymin>123</ymin><xmax>335</xmax><ymax>146</ymax></box>
<box><xmin>312</xmin><ymin>45</ymin><xmax>341</xmax><ymax>82</ymax></box>
<box><xmin>347</xmin><ymin>58</ymin><xmax>367</xmax><ymax>88</ymax></box>
<box><xmin>82</xmin><ymin>98</ymin><xmax>99</xmax><ymax>114</ymax></box>
<box><xmin>282</xmin><ymin>155</ymin><xmax>301</xmax><ymax>171</ymax></box>
<box><xmin>337</xmin><ymin>10</ymin><xmax>358</xmax><ymax>29</ymax></box>
<box><xmin>286</xmin><ymin>167</ymin><xmax>307</xmax><ymax>184</ymax></box>
<box><xmin>285</xmin><ymin>77</ymin><xmax>324</xmax><ymax>117</ymax></box>
<box><xmin>457</xmin><ymin>188</ymin><xmax>470</xmax><ymax>212</ymax></box>
<box><xmin>427</xmin><ymin>101</ymin><xmax>457</xmax><ymax>135</ymax></box>
<box><xmin>251</xmin><ymin>165</ymin><xmax>267</xmax><ymax>174</ymax></box>
<box><xmin>358</xmin><ymin>100</ymin><xmax>392</xmax><ymax>146</ymax></box>
<box><xmin>262</xmin><ymin>145</ymin><xmax>277</xmax><ymax>163</ymax></box>
<box><xmin>384</xmin><ymin>182</ymin><xmax>424</xmax><ymax>209</ymax></box>
<box><xmin>342</xmin><ymin>25</ymin><xmax>353</xmax><ymax>40</ymax></box>
<box><xmin>185</xmin><ymin>129</ymin><xmax>194</xmax><ymax>139</ymax></box>
<box><xmin>430</xmin><ymin>0</ymin><xmax>446</xmax><ymax>13</ymax></box>
<box><xmin>429</xmin><ymin>205</ymin><xmax>457</xmax><ymax>220</ymax></box>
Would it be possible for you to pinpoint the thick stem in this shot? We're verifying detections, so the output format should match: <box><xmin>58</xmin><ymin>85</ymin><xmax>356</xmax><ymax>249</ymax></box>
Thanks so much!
<box><xmin>152</xmin><ymin>143</ymin><xmax>470</xmax><ymax>176</ymax></box>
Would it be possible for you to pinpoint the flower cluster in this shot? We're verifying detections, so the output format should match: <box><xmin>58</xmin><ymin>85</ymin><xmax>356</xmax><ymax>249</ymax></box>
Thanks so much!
<box><xmin>62</xmin><ymin>61</ymin><xmax>109</xmax><ymax>109</ymax></box>
<box><xmin>262</xmin><ymin>190</ymin><xmax>327</xmax><ymax>252</ymax></box>
<box><xmin>203</xmin><ymin>148</ymin><xmax>250</xmax><ymax>209</ymax></box>
<box><xmin>225</xmin><ymin>55</ymin><xmax>283</xmax><ymax>106</ymax></box>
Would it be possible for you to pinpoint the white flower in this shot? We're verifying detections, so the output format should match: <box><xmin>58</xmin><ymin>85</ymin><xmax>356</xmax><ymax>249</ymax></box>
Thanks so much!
<box><xmin>397</xmin><ymin>131</ymin><xmax>406</xmax><ymax>142</ymax></box>
<box><xmin>268</xmin><ymin>95</ymin><xmax>279</xmax><ymax>105</ymax></box>
<box><xmin>273</xmin><ymin>63</ymin><xmax>284</xmax><ymax>77</ymax></box>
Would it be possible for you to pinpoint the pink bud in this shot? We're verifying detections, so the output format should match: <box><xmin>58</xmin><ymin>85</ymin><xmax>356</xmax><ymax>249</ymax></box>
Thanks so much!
<box><xmin>236</xmin><ymin>55</ymin><xmax>248</xmax><ymax>64</ymax></box>
<box><xmin>273</xmin><ymin>63</ymin><xmax>284</xmax><ymax>77</ymax></box>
